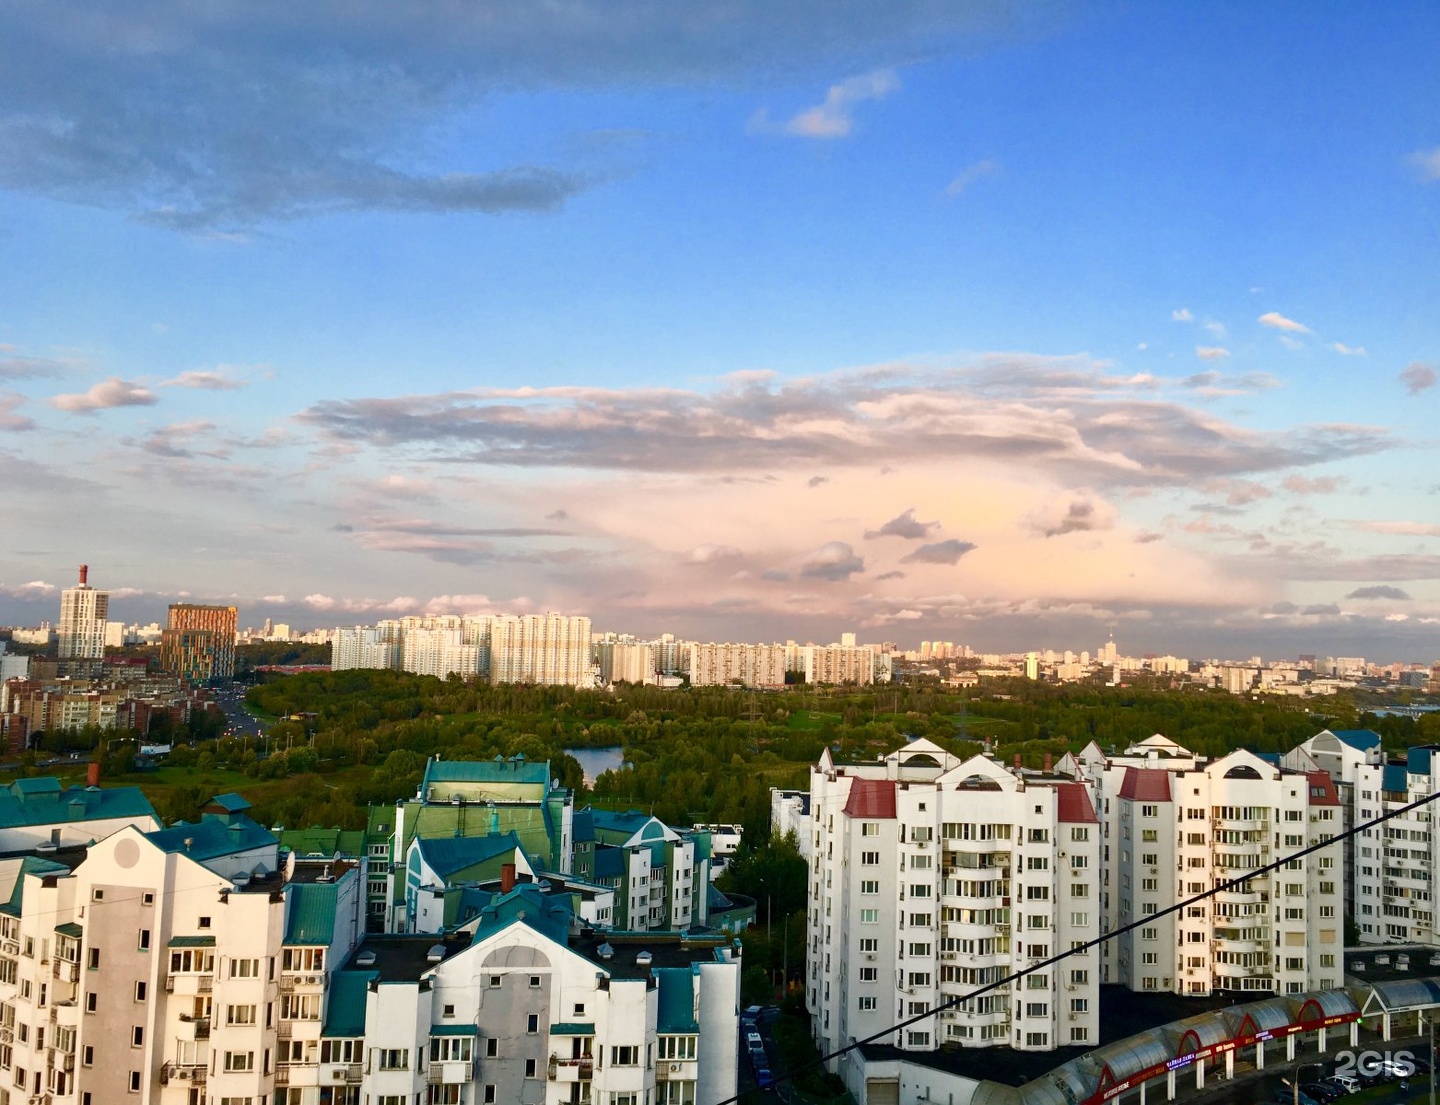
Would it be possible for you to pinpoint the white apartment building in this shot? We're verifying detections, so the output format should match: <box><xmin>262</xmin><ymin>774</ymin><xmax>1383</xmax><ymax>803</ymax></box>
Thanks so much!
<box><xmin>1067</xmin><ymin>738</ymin><xmax>1344</xmax><ymax>996</ymax></box>
<box><xmin>57</xmin><ymin>567</ymin><xmax>108</xmax><ymax>662</ymax></box>
<box><xmin>486</xmin><ymin>614</ymin><xmax>593</xmax><ymax>687</ymax></box>
<box><xmin>689</xmin><ymin>643</ymin><xmax>787</xmax><ymax>688</ymax></box>
<box><xmin>331</xmin><ymin>624</ymin><xmax>402</xmax><ymax>672</ymax></box>
<box><xmin>803</xmin><ymin>645</ymin><xmax>877</xmax><ymax>686</ymax></box>
<box><xmin>802</xmin><ymin>739</ymin><xmax>1101</xmax><ymax>1082</ymax></box>
<box><xmin>595</xmin><ymin>642</ymin><xmax>655</xmax><ymax>686</ymax></box>
<box><xmin>1348</xmin><ymin>744</ymin><xmax>1440</xmax><ymax>945</ymax></box>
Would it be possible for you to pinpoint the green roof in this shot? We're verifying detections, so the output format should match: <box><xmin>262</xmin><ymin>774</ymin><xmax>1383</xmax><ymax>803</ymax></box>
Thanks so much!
<box><xmin>55</xmin><ymin>922</ymin><xmax>83</xmax><ymax>938</ymax></box>
<box><xmin>655</xmin><ymin>967</ymin><xmax>699</xmax><ymax>1033</ymax></box>
<box><xmin>397</xmin><ymin>803</ymin><xmax>559</xmax><ymax>893</ymax></box>
<box><xmin>323</xmin><ymin>971</ymin><xmax>376</xmax><ymax>1037</ymax></box>
<box><xmin>430</xmin><ymin>1024</ymin><xmax>479</xmax><ymax>1036</ymax></box>
<box><xmin>208</xmin><ymin>793</ymin><xmax>252</xmax><ymax>814</ymax></box>
<box><xmin>551</xmin><ymin>1022</ymin><xmax>596</xmax><ymax>1036</ymax></box>
<box><xmin>415</xmin><ymin>833</ymin><xmax>522</xmax><ymax>881</ymax></box>
<box><xmin>278</xmin><ymin>828</ymin><xmax>366</xmax><ymax>857</ymax></box>
<box><xmin>285</xmin><ymin>882</ymin><xmax>338</xmax><ymax>945</ymax></box>
<box><xmin>0</xmin><ymin>780</ymin><xmax>157</xmax><ymax>830</ymax></box>
<box><xmin>168</xmin><ymin>935</ymin><xmax>217</xmax><ymax>947</ymax></box>
<box><xmin>422</xmin><ymin>757</ymin><xmax>552</xmax><ymax>793</ymax></box>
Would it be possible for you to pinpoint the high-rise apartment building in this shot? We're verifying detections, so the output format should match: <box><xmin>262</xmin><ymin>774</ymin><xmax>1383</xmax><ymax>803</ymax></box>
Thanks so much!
<box><xmin>160</xmin><ymin>603</ymin><xmax>238</xmax><ymax>682</ymax></box>
<box><xmin>488</xmin><ymin>613</ymin><xmax>593</xmax><ymax>686</ymax></box>
<box><xmin>57</xmin><ymin>564</ymin><xmax>108</xmax><ymax>661</ymax></box>
<box><xmin>802</xmin><ymin>739</ymin><xmax>1101</xmax><ymax>1076</ymax></box>
<box><xmin>1066</xmin><ymin>736</ymin><xmax>1345</xmax><ymax>995</ymax></box>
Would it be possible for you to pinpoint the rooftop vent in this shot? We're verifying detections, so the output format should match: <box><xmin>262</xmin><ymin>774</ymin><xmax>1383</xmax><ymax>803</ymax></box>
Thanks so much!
<box><xmin>635</xmin><ymin>951</ymin><xmax>653</xmax><ymax>968</ymax></box>
<box><xmin>426</xmin><ymin>944</ymin><xmax>446</xmax><ymax>964</ymax></box>
<box><xmin>597</xmin><ymin>943</ymin><xmax>614</xmax><ymax>960</ymax></box>
<box><xmin>355</xmin><ymin>950</ymin><xmax>377</xmax><ymax>968</ymax></box>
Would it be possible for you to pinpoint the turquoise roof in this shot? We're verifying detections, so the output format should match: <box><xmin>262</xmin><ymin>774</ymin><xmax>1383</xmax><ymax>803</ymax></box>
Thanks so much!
<box><xmin>1330</xmin><ymin>729</ymin><xmax>1382</xmax><ymax>751</ymax></box>
<box><xmin>285</xmin><ymin>882</ymin><xmax>338</xmax><ymax>945</ymax></box>
<box><xmin>146</xmin><ymin>813</ymin><xmax>277</xmax><ymax>861</ymax></box>
<box><xmin>0</xmin><ymin>856</ymin><xmax>68</xmax><ymax>916</ymax></box>
<box><xmin>415</xmin><ymin>833</ymin><xmax>522</xmax><ymax>880</ymax></box>
<box><xmin>55</xmin><ymin>922</ymin><xmax>83</xmax><ymax>938</ymax></box>
<box><xmin>0</xmin><ymin>780</ymin><xmax>156</xmax><ymax>830</ymax></box>
<box><xmin>430</xmin><ymin>1024</ymin><xmax>478</xmax><ymax>1036</ymax></box>
<box><xmin>422</xmin><ymin>757</ymin><xmax>551</xmax><ymax>790</ymax></box>
<box><xmin>168</xmin><ymin>935</ymin><xmax>216</xmax><ymax>947</ymax></box>
<box><xmin>323</xmin><ymin>970</ymin><xmax>375</xmax><ymax>1037</ymax></box>
<box><xmin>655</xmin><ymin>967</ymin><xmax>699</xmax><ymax>1033</ymax></box>
<box><xmin>1382</xmin><ymin>764</ymin><xmax>1409</xmax><ymax>793</ymax></box>
<box><xmin>469</xmin><ymin>884</ymin><xmax>572</xmax><ymax>946</ymax></box>
<box><xmin>208</xmin><ymin>793</ymin><xmax>252</xmax><ymax>814</ymax></box>
<box><xmin>551</xmin><ymin>1022</ymin><xmax>596</xmax><ymax>1035</ymax></box>
<box><xmin>593</xmin><ymin>846</ymin><xmax>626</xmax><ymax>880</ymax></box>
<box><xmin>572</xmin><ymin>808</ymin><xmax>594</xmax><ymax>843</ymax></box>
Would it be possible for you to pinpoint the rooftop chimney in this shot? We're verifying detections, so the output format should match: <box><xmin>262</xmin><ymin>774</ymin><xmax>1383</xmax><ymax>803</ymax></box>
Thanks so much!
<box><xmin>86</xmin><ymin>761</ymin><xmax>101</xmax><ymax>788</ymax></box>
<box><xmin>78</xmin><ymin>564</ymin><xmax>88</xmax><ymax>586</ymax></box>
<box><xmin>1043</xmin><ymin>752</ymin><xmax>1053</xmax><ymax>774</ymax></box>
<box><xmin>501</xmin><ymin>863</ymin><xmax>516</xmax><ymax>894</ymax></box>
<box><xmin>1013</xmin><ymin>753</ymin><xmax>1022</xmax><ymax>771</ymax></box>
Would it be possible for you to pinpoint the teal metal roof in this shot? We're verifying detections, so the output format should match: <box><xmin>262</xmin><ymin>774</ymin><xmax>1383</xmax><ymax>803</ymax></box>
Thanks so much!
<box><xmin>551</xmin><ymin>1022</ymin><xmax>596</xmax><ymax>1036</ymax></box>
<box><xmin>1407</xmin><ymin>747</ymin><xmax>1439</xmax><ymax>775</ymax></box>
<box><xmin>0</xmin><ymin>856</ymin><xmax>69</xmax><ymax>916</ymax></box>
<box><xmin>168</xmin><ymin>935</ymin><xmax>216</xmax><ymax>947</ymax></box>
<box><xmin>430</xmin><ymin>1024</ymin><xmax>479</xmax><ymax>1036</ymax></box>
<box><xmin>146</xmin><ymin>813</ymin><xmax>277</xmax><ymax>861</ymax></box>
<box><xmin>415</xmin><ymin>833</ymin><xmax>522</xmax><ymax>880</ymax></box>
<box><xmin>422</xmin><ymin>757</ymin><xmax>551</xmax><ymax>790</ymax></box>
<box><xmin>208</xmin><ymin>793</ymin><xmax>252</xmax><ymax>813</ymax></box>
<box><xmin>0</xmin><ymin>780</ymin><xmax>156</xmax><ymax>830</ymax></box>
<box><xmin>323</xmin><ymin>971</ymin><xmax>376</xmax><ymax>1037</ymax></box>
<box><xmin>593</xmin><ymin>846</ymin><xmax>626</xmax><ymax>880</ymax></box>
<box><xmin>655</xmin><ymin>968</ymin><xmax>698</xmax><ymax>1033</ymax></box>
<box><xmin>285</xmin><ymin>882</ymin><xmax>338</xmax><ymax>945</ymax></box>
<box><xmin>469</xmin><ymin>884</ymin><xmax>572</xmax><ymax>946</ymax></box>
<box><xmin>1382</xmin><ymin>764</ymin><xmax>1409</xmax><ymax>793</ymax></box>
<box><xmin>55</xmin><ymin>922</ymin><xmax>83</xmax><ymax>938</ymax></box>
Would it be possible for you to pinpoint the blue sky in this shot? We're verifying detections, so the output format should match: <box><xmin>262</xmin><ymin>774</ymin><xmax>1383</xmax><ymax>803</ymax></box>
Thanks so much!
<box><xmin>1</xmin><ymin>2</ymin><xmax>1438</xmax><ymax>660</ymax></box>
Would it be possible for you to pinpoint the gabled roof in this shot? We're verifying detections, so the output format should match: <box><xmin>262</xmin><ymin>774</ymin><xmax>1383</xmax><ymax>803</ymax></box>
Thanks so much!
<box><xmin>285</xmin><ymin>882</ymin><xmax>338</xmax><ymax>945</ymax></box>
<box><xmin>468</xmin><ymin>884</ymin><xmax>572</xmax><ymax>946</ymax></box>
<box><xmin>0</xmin><ymin>780</ymin><xmax>156</xmax><ymax>830</ymax></box>
<box><xmin>415</xmin><ymin>833</ymin><xmax>523</xmax><ymax>881</ymax></box>
<box><xmin>1119</xmin><ymin>767</ymin><xmax>1171</xmax><ymax>802</ymax></box>
<box><xmin>1053</xmin><ymin>782</ymin><xmax>1098</xmax><ymax>823</ymax></box>
<box><xmin>0</xmin><ymin>856</ymin><xmax>69</xmax><ymax>917</ymax></box>
<box><xmin>1305</xmin><ymin>771</ymin><xmax>1340</xmax><ymax>807</ymax></box>
<box><xmin>207</xmin><ymin>793</ymin><xmax>251</xmax><ymax>814</ymax></box>
<box><xmin>278</xmin><ymin>828</ymin><xmax>366</xmax><ymax>857</ymax></box>
<box><xmin>843</xmin><ymin>778</ymin><xmax>896</xmax><ymax>819</ymax></box>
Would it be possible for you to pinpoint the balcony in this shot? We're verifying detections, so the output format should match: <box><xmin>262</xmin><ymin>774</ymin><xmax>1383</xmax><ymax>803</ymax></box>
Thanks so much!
<box><xmin>177</xmin><ymin>1015</ymin><xmax>211</xmax><ymax>1041</ymax></box>
<box><xmin>52</xmin><ymin>959</ymin><xmax>79</xmax><ymax>984</ymax></box>
<box><xmin>427</xmin><ymin>1060</ymin><xmax>472</xmax><ymax>1085</ymax></box>
<box><xmin>548</xmin><ymin>1056</ymin><xmax>595</xmax><ymax>1082</ymax></box>
<box><xmin>160</xmin><ymin>1062</ymin><xmax>207</xmax><ymax>1086</ymax></box>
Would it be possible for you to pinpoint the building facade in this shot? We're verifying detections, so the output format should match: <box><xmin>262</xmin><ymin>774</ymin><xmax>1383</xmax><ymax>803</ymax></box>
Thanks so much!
<box><xmin>57</xmin><ymin>566</ymin><xmax>108</xmax><ymax>662</ymax></box>
<box><xmin>161</xmin><ymin>604</ymin><xmax>238</xmax><ymax>683</ymax></box>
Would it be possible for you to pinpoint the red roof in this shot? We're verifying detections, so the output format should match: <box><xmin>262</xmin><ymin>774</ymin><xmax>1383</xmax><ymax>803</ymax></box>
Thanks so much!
<box><xmin>1306</xmin><ymin>770</ymin><xmax>1341</xmax><ymax>806</ymax></box>
<box><xmin>1054</xmin><ymin>782</ymin><xmax>1098</xmax><ymax>823</ymax></box>
<box><xmin>843</xmin><ymin>778</ymin><xmax>897</xmax><ymax>819</ymax></box>
<box><xmin>1118</xmin><ymin>767</ymin><xmax>1172</xmax><ymax>802</ymax></box>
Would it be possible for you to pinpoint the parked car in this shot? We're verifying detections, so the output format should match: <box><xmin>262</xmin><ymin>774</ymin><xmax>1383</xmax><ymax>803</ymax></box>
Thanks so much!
<box><xmin>1301</xmin><ymin>1082</ymin><xmax>1340</xmax><ymax>1103</ymax></box>
<box><xmin>1274</xmin><ymin>1090</ymin><xmax>1320</xmax><ymax>1105</ymax></box>
<box><xmin>1321</xmin><ymin>1075</ymin><xmax>1360</xmax><ymax>1095</ymax></box>
<box><xmin>744</xmin><ymin>1029</ymin><xmax>762</xmax><ymax>1049</ymax></box>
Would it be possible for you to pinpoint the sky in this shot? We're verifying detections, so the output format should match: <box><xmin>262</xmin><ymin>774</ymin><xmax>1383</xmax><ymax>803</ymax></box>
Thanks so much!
<box><xmin>1</xmin><ymin>1</ymin><xmax>1438</xmax><ymax>661</ymax></box>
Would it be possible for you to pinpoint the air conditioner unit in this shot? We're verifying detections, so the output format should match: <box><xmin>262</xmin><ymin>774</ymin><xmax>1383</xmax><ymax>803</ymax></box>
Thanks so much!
<box><xmin>177</xmin><ymin>1069</ymin><xmax>191</xmax><ymax>1081</ymax></box>
<box><xmin>669</xmin><ymin>1063</ymin><xmax>682</xmax><ymax>1073</ymax></box>
<box><xmin>332</xmin><ymin>1068</ymin><xmax>347</xmax><ymax>1080</ymax></box>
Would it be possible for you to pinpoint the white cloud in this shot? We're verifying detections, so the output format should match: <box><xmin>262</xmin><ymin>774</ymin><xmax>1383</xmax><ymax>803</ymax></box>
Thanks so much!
<box><xmin>1203</xmin><ymin>320</ymin><xmax>1227</xmax><ymax>339</ymax></box>
<box><xmin>163</xmin><ymin>369</ymin><xmax>249</xmax><ymax>390</ymax></box>
<box><xmin>1400</xmin><ymin>362</ymin><xmax>1437</xmax><ymax>395</ymax></box>
<box><xmin>1331</xmin><ymin>342</ymin><xmax>1366</xmax><ymax>356</ymax></box>
<box><xmin>1409</xmin><ymin>146</ymin><xmax>1440</xmax><ymax>182</ymax></box>
<box><xmin>50</xmin><ymin>376</ymin><xmax>158</xmax><ymax>412</ymax></box>
<box><xmin>1171</xmin><ymin>308</ymin><xmax>1194</xmax><ymax>322</ymax></box>
<box><xmin>1195</xmin><ymin>346</ymin><xmax>1230</xmax><ymax>361</ymax></box>
<box><xmin>776</xmin><ymin>70</ymin><xmax>899</xmax><ymax>139</ymax></box>
<box><xmin>945</xmin><ymin>158</ymin><xmax>999</xmax><ymax>197</ymax></box>
<box><xmin>1258</xmin><ymin>311</ymin><xmax>1310</xmax><ymax>333</ymax></box>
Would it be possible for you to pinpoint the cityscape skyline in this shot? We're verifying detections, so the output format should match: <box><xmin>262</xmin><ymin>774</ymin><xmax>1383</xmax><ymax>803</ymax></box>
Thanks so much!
<box><xmin>2</xmin><ymin>4</ymin><xmax>1438</xmax><ymax>659</ymax></box>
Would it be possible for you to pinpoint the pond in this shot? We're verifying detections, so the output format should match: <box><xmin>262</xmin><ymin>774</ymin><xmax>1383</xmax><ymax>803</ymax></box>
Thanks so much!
<box><xmin>564</xmin><ymin>746</ymin><xmax>626</xmax><ymax>786</ymax></box>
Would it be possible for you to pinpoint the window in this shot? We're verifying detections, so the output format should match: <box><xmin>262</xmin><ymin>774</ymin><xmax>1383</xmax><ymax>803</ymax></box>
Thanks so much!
<box><xmin>858</xmin><ymin>967</ymin><xmax>878</xmax><ymax>982</ymax></box>
<box><xmin>860</xmin><ymin>909</ymin><xmax>879</xmax><ymax>924</ymax></box>
<box><xmin>87</xmin><ymin>948</ymin><xmax>100</xmax><ymax>970</ymax></box>
<box><xmin>229</xmin><ymin>958</ymin><xmax>260</xmax><ymax>979</ymax></box>
<box><xmin>129</xmin><ymin>1070</ymin><xmax>141</xmax><ymax>1092</ymax></box>
<box><xmin>197</xmin><ymin>916</ymin><xmax>211</xmax><ymax>929</ymax></box>
<box><xmin>134</xmin><ymin>981</ymin><xmax>147</xmax><ymax>1002</ymax></box>
<box><xmin>1026</xmin><ymin>1002</ymin><xmax>1049</xmax><ymax>1017</ymax></box>
<box><xmin>227</xmin><ymin>1005</ymin><xmax>257</xmax><ymax>1026</ymax></box>
<box><xmin>859</xmin><ymin>938</ymin><xmax>878</xmax><ymax>953</ymax></box>
<box><xmin>131</xmin><ymin>1026</ymin><xmax>144</xmax><ymax>1047</ymax></box>
<box><xmin>858</xmin><ymin>996</ymin><xmax>878</xmax><ymax>1011</ymax></box>
<box><xmin>861</xmin><ymin>822</ymin><xmax>880</xmax><ymax>837</ymax></box>
<box><xmin>85</xmin><ymin>993</ymin><xmax>97</xmax><ymax>1014</ymax></box>
<box><xmin>488</xmin><ymin>975</ymin><xmax>501</xmax><ymax>987</ymax></box>
<box><xmin>142</xmin><ymin>892</ymin><xmax>154</xmax><ymax>905</ymax></box>
<box><xmin>525</xmin><ymin>1058</ymin><xmax>537</xmax><ymax>1078</ymax></box>
<box><xmin>611</xmin><ymin>1046</ymin><xmax>639</xmax><ymax>1066</ymax></box>
<box><xmin>224</xmin><ymin>1051</ymin><xmax>255</xmax><ymax>1072</ymax></box>
<box><xmin>430</xmin><ymin>1037</ymin><xmax>472</xmax><ymax>1063</ymax></box>
<box><xmin>529</xmin><ymin>975</ymin><xmax>541</xmax><ymax>988</ymax></box>
<box><xmin>485</xmin><ymin>1038</ymin><xmax>498</xmax><ymax>1058</ymax></box>
<box><xmin>137</xmin><ymin>929</ymin><xmax>151</xmax><ymax>951</ymax></box>
<box><xmin>860</xmin><ymin>881</ymin><xmax>879</xmax><ymax>895</ymax></box>
<box><xmin>376</xmin><ymin>1048</ymin><xmax>409</xmax><ymax>1071</ymax></box>
<box><xmin>861</xmin><ymin>851</ymin><xmax>880</xmax><ymax>865</ymax></box>
<box><xmin>526</xmin><ymin>1014</ymin><xmax>539</xmax><ymax>1034</ymax></box>
<box><xmin>82</xmin><ymin>1045</ymin><xmax>93</xmax><ymax>1066</ymax></box>
<box><xmin>658</xmin><ymin>1036</ymin><xmax>696</xmax><ymax>1061</ymax></box>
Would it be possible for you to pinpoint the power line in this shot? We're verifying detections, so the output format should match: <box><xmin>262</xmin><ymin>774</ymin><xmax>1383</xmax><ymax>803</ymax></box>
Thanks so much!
<box><xmin>716</xmin><ymin>779</ymin><xmax>1440</xmax><ymax>1105</ymax></box>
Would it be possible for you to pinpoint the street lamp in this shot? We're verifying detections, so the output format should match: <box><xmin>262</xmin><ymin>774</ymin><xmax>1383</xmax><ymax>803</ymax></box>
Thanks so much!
<box><xmin>1284</xmin><ymin>1061</ymin><xmax>1326</xmax><ymax>1105</ymax></box>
